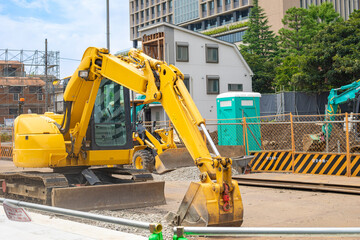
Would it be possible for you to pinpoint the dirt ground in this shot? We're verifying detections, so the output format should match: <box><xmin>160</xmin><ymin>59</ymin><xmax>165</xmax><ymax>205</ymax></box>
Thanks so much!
<box><xmin>1</xmin><ymin>160</ymin><xmax>360</xmax><ymax>239</ymax></box>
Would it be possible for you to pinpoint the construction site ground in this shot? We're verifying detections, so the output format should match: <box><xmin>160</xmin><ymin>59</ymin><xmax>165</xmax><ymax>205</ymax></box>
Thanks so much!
<box><xmin>1</xmin><ymin>159</ymin><xmax>360</xmax><ymax>239</ymax></box>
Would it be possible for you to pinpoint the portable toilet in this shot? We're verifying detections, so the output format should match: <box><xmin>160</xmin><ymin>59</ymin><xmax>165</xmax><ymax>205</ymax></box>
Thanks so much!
<box><xmin>217</xmin><ymin>92</ymin><xmax>261</xmax><ymax>153</ymax></box>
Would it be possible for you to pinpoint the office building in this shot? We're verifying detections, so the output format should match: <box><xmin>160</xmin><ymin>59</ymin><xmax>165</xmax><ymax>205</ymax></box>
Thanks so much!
<box><xmin>130</xmin><ymin>0</ymin><xmax>360</xmax><ymax>46</ymax></box>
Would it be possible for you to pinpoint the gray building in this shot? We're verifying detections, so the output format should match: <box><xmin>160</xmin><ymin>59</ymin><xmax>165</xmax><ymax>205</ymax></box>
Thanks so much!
<box><xmin>129</xmin><ymin>0</ymin><xmax>251</xmax><ymax>46</ymax></box>
<box><xmin>129</xmin><ymin>0</ymin><xmax>360</xmax><ymax>48</ymax></box>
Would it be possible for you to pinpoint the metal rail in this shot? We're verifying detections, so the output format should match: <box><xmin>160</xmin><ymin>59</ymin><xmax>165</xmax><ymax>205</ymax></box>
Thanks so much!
<box><xmin>0</xmin><ymin>198</ymin><xmax>162</xmax><ymax>232</ymax></box>
<box><xmin>174</xmin><ymin>226</ymin><xmax>360</xmax><ymax>237</ymax></box>
<box><xmin>233</xmin><ymin>177</ymin><xmax>360</xmax><ymax>195</ymax></box>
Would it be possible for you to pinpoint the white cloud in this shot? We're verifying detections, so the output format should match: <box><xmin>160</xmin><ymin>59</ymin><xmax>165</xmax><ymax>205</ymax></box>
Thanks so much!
<box><xmin>0</xmin><ymin>0</ymin><xmax>131</xmax><ymax>78</ymax></box>
<box><xmin>11</xmin><ymin>0</ymin><xmax>50</xmax><ymax>12</ymax></box>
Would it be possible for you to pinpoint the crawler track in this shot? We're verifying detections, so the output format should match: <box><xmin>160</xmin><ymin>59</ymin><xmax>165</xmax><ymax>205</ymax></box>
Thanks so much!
<box><xmin>0</xmin><ymin>172</ymin><xmax>69</xmax><ymax>205</ymax></box>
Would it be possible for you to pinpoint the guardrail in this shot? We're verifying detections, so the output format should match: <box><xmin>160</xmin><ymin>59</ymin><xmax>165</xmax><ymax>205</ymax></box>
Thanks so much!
<box><xmin>1</xmin><ymin>198</ymin><xmax>360</xmax><ymax>239</ymax></box>
<box><xmin>173</xmin><ymin>226</ymin><xmax>360</xmax><ymax>239</ymax></box>
<box><xmin>0</xmin><ymin>198</ymin><xmax>163</xmax><ymax>240</ymax></box>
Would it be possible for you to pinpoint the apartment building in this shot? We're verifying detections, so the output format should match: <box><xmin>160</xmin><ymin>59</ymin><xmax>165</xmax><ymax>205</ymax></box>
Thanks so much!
<box><xmin>129</xmin><ymin>0</ymin><xmax>360</xmax><ymax>46</ymax></box>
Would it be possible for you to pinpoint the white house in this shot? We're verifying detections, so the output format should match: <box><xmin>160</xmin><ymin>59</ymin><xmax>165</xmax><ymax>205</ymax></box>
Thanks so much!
<box><xmin>138</xmin><ymin>22</ymin><xmax>253</xmax><ymax>123</ymax></box>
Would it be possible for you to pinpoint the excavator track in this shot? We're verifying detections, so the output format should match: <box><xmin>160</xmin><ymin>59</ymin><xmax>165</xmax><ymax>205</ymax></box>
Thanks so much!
<box><xmin>0</xmin><ymin>172</ymin><xmax>69</xmax><ymax>205</ymax></box>
<box><xmin>0</xmin><ymin>170</ymin><xmax>166</xmax><ymax>211</ymax></box>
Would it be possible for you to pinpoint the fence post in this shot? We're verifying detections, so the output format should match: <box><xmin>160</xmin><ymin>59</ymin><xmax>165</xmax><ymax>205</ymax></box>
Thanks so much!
<box><xmin>290</xmin><ymin>113</ymin><xmax>295</xmax><ymax>173</ymax></box>
<box><xmin>346</xmin><ymin>112</ymin><xmax>351</xmax><ymax>177</ymax></box>
<box><xmin>243</xmin><ymin>117</ymin><xmax>249</xmax><ymax>155</ymax></box>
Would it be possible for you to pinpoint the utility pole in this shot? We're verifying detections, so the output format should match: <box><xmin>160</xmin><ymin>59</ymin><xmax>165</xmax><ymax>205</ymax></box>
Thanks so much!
<box><xmin>45</xmin><ymin>38</ymin><xmax>48</xmax><ymax>112</ymax></box>
<box><xmin>106</xmin><ymin>0</ymin><xmax>110</xmax><ymax>52</ymax></box>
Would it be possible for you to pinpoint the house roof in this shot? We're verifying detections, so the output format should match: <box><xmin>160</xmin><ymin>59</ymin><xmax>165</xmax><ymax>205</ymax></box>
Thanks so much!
<box><xmin>0</xmin><ymin>77</ymin><xmax>45</xmax><ymax>86</ymax></box>
<box><xmin>139</xmin><ymin>22</ymin><xmax>253</xmax><ymax>76</ymax></box>
<box><xmin>0</xmin><ymin>60</ymin><xmax>22</xmax><ymax>65</ymax></box>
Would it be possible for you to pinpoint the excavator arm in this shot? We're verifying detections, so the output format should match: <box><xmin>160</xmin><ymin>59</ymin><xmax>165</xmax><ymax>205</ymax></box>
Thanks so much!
<box><xmin>63</xmin><ymin>47</ymin><xmax>243</xmax><ymax>226</ymax></box>
<box><xmin>304</xmin><ymin>80</ymin><xmax>360</xmax><ymax>152</ymax></box>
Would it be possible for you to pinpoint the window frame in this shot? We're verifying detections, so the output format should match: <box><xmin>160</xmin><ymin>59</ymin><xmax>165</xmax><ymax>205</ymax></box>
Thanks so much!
<box><xmin>205</xmin><ymin>44</ymin><xmax>219</xmax><ymax>63</ymax></box>
<box><xmin>183</xmin><ymin>74</ymin><xmax>190</xmax><ymax>93</ymax></box>
<box><xmin>176</xmin><ymin>42</ymin><xmax>189</xmax><ymax>62</ymax></box>
<box><xmin>37</xmin><ymin>94</ymin><xmax>43</xmax><ymax>101</ymax></box>
<box><xmin>228</xmin><ymin>83</ymin><xmax>243</xmax><ymax>91</ymax></box>
<box><xmin>206</xmin><ymin>75</ymin><xmax>220</xmax><ymax>94</ymax></box>
<box><xmin>13</xmin><ymin>93</ymin><xmax>19</xmax><ymax>101</ymax></box>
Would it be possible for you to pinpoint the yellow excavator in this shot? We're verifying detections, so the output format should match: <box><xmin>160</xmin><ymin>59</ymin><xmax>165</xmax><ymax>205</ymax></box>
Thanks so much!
<box><xmin>1</xmin><ymin>47</ymin><xmax>243</xmax><ymax>226</ymax></box>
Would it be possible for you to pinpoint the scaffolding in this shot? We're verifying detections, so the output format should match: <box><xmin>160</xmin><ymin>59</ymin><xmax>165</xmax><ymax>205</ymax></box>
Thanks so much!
<box><xmin>0</xmin><ymin>49</ymin><xmax>60</xmax><ymax>78</ymax></box>
<box><xmin>142</xmin><ymin>32</ymin><xmax>165</xmax><ymax>61</ymax></box>
<box><xmin>0</xmin><ymin>49</ymin><xmax>60</xmax><ymax>125</ymax></box>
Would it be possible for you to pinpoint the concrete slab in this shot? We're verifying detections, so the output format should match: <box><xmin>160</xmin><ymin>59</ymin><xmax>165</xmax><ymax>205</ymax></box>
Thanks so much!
<box><xmin>0</xmin><ymin>205</ymin><xmax>147</xmax><ymax>240</ymax></box>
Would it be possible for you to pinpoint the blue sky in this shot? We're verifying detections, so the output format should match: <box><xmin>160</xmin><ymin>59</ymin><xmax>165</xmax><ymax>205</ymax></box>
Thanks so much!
<box><xmin>0</xmin><ymin>0</ymin><xmax>132</xmax><ymax>78</ymax></box>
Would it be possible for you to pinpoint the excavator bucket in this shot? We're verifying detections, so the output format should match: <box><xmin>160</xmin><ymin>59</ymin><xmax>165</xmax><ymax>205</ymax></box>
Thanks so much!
<box><xmin>303</xmin><ymin>134</ymin><xmax>325</xmax><ymax>152</ymax></box>
<box><xmin>155</xmin><ymin>148</ymin><xmax>194</xmax><ymax>174</ymax></box>
<box><xmin>170</xmin><ymin>180</ymin><xmax>243</xmax><ymax>227</ymax></box>
<box><xmin>155</xmin><ymin>146</ymin><xmax>245</xmax><ymax>174</ymax></box>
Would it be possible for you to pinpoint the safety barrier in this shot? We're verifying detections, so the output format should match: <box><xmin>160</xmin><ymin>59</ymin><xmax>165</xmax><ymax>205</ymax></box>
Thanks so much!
<box><xmin>0</xmin><ymin>198</ymin><xmax>163</xmax><ymax>240</ymax></box>
<box><xmin>140</xmin><ymin>113</ymin><xmax>360</xmax><ymax>177</ymax></box>
<box><xmin>0</xmin><ymin>146</ymin><xmax>13</xmax><ymax>160</ymax></box>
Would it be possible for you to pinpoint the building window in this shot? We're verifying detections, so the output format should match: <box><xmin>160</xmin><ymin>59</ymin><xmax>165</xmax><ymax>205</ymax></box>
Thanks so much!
<box><xmin>38</xmin><ymin>94</ymin><xmax>43</xmax><ymax>101</ymax></box>
<box><xmin>3</xmin><ymin>67</ymin><xmax>17</xmax><ymax>77</ymax></box>
<box><xmin>207</xmin><ymin>75</ymin><xmax>219</xmax><ymax>94</ymax></box>
<box><xmin>176</xmin><ymin>42</ymin><xmax>189</xmax><ymax>62</ymax></box>
<box><xmin>206</xmin><ymin>44</ymin><xmax>219</xmax><ymax>63</ymax></box>
<box><xmin>13</xmin><ymin>93</ymin><xmax>19</xmax><ymax>101</ymax></box>
<box><xmin>29</xmin><ymin>86</ymin><xmax>42</xmax><ymax>93</ymax></box>
<box><xmin>183</xmin><ymin>74</ymin><xmax>190</xmax><ymax>93</ymax></box>
<box><xmin>9</xmin><ymin>86</ymin><xmax>22</xmax><ymax>93</ymax></box>
<box><xmin>242</xmin><ymin>0</ymin><xmax>249</xmax><ymax>6</ymax></box>
<box><xmin>215</xmin><ymin>30</ymin><xmax>246</xmax><ymax>43</ymax></box>
<box><xmin>228</xmin><ymin>84</ymin><xmax>243</xmax><ymax>91</ymax></box>
<box><xmin>9</xmin><ymin>108</ymin><xmax>18</xmax><ymax>115</ymax></box>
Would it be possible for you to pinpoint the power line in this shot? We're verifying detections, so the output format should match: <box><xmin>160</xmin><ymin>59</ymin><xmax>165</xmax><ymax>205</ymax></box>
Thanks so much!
<box><xmin>60</xmin><ymin>57</ymin><xmax>80</xmax><ymax>61</ymax></box>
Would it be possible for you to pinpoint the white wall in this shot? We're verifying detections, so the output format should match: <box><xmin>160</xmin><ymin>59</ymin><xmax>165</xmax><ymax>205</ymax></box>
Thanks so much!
<box><xmin>173</xmin><ymin>29</ymin><xmax>252</xmax><ymax>121</ymax></box>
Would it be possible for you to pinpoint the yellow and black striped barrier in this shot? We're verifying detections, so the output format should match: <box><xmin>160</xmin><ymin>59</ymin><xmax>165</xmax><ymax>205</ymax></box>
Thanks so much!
<box><xmin>250</xmin><ymin>151</ymin><xmax>292</xmax><ymax>172</ymax></box>
<box><xmin>250</xmin><ymin>151</ymin><xmax>360</xmax><ymax>177</ymax></box>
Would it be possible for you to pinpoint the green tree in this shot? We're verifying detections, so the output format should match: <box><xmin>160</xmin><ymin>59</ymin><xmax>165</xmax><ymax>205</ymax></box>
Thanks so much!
<box><xmin>275</xmin><ymin>3</ymin><xmax>342</xmax><ymax>91</ymax></box>
<box><xmin>278</xmin><ymin>7</ymin><xmax>316</xmax><ymax>54</ymax></box>
<box><xmin>240</xmin><ymin>0</ymin><xmax>278</xmax><ymax>93</ymax></box>
<box><xmin>299</xmin><ymin>10</ymin><xmax>360</xmax><ymax>91</ymax></box>
<box><xmin>241</xmin><ymin>0</ymin><xmax>278</xmax><ymax>57</ymax></box>
<box><xmin>308</xmin><ymin>2</ymin><xmax>342</xmax><ymax>26</ymax></box>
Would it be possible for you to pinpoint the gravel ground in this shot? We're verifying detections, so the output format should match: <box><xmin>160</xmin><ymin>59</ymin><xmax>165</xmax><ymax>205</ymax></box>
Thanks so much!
<box><xmin>152</xmin><ymin>166</ymin><xmax>239</xmax><ymax>182</ymax></box>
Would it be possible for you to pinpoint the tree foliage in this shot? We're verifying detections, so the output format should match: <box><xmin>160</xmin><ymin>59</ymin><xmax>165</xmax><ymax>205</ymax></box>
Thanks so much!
<box><xmin>240</xmin><ymin>0</ymin><xmax>278</xmax><ymax>93</ymax></box>
<box><xmin>274</xmin><ymin>3</ymin><xmax>342</xmax><ymax>91</ymax></box>
<box><xmin>299</xmin><ymin>10</ymin><xmax>360</xmax><ymax>91</ymax></box>
<box><xmin>241</xmin><ymin>0</ymin><xmax>278</xmax><ymax>58</ymax></box>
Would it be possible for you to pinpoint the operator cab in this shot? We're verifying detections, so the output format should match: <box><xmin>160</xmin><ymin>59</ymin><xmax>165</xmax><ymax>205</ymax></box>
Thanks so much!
<box><xmin>89</xmin><ymin>79</ymin><xmax>133</xmax><ymax>150</ymax></box>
